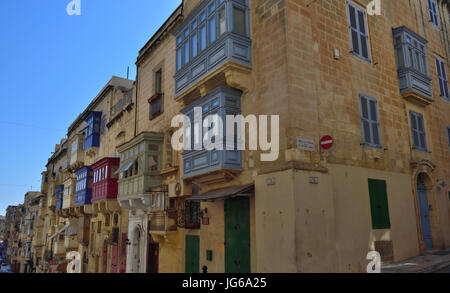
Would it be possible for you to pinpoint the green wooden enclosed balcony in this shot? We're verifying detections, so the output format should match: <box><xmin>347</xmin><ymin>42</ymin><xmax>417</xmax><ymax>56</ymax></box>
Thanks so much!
<box><xmin>117</xmin><ymin>132</ymin><xmax>164</xmax><ymax>211</ymax></box>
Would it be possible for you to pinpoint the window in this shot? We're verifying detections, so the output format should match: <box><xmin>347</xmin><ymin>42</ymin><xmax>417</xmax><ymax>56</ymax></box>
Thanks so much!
<box><xmin>181</xmin><ymin>86</ymin><xmax>242</xmax><ymax>178</ymax></box>
<box><xmin>84</xmin><ymin>112</ymin><xmax>102</xmax><ymax>150</ymax></box>
<box><xmin>359</xmin><ymin>94</ymin><xmax>381</xmax><ymax>148</ymax></box>
<box><xmin>185</xmin><ymin>201</ymin><xmax>200</xmax><ymax>229</ymax></box>
<box><xmin>435</xmin><ymin>57</ymin><xmax>449</xmax><ymax>100</ymax></box>
<box><xmin>368</xmin><ymin>179</ymin><xmax>391</xmax><ymax>230</ymax></box>
<box><xmin>148</xmin><ymin>155</ymin><xmax>159</xmax><ymax>172</ymax></box>
<box><xmin>149</xmin><ymin>69</ymin><xmax>163</xmax><ymax>120</ymax></box>
<box><xmin>175</xmin><ymin>0</ymin><xmax>249</xmax><ymax>73</ymax></box>
<box><xmin>101</xmin><ymin>116</ymin><xmax>106</xmax><ymax>135</ymax></box>
<box><xmin>446</xmin><ymin>126</ymin><xmax>450</xmax><ymax>149</ymax></box>
<box><xmin>347</xmin><ymin>1</ymin><xmax>370</xmax><ymax>62</ymax></box>
<box><xmin>410</xmin><ymin>111</ymin><xmax>427</xmax><ymax>152</ymax></box>
<box><xmin>393</xmin><ymin>27</ymin><xmax>432</xmax><ymax>100</ymax></box>
<box><xmin>427</xmin><ymin>0</ymin><xmax>439</xmax><ymax>28</ymax></box>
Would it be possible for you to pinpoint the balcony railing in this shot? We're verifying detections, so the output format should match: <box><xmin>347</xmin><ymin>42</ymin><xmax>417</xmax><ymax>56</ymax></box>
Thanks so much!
<box><xmin>111</xmin><ymin>92</ymin><xmax>133</xmax><ymax>117</ymax></box>
<box><xmin>149</xmin><ymin>212</ymin><xmax>177</xmax><ymax>233</ymax></box>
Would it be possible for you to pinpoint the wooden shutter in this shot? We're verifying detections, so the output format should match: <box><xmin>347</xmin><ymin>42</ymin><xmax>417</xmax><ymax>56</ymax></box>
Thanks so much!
<box><xmin>360</xmin><ymin>94</ymin><xmax>381</xmax><ymax>147</ymax></box>
<box><xmin>428</xmin><ymin>0</ymin><xmax>439</xmax><ymax>27</ymax></box>
<box><xmin>447</xmin><ymin>126</ymin><xmax>450</xmax><ymax>148</ymax></box>
<box><xmin>368</xmin><ymin>179</ymin><xmax>391</xmax><ymax>229</ymax></box>
<box><xmin>347</xmin><ymin>2</ymin><xmax>370</xmax><ymax>61</ymax></box>
<box><xmin>435</xmin><ymin>57</ymin><xmax>449</xmax><ymax>99</ymax></box>
<box><xmin>410</xmin><ymin>111</ymin><xmax>427</xmax><ymax>151</ymax></box>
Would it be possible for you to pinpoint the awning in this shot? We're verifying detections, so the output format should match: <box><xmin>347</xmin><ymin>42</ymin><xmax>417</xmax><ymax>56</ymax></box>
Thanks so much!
<box><xmin>114</xmin><ymin>158</ymin><xmax>136</xmax><ymax>175</ymax></box>
<box><xmin>187</xmin><ymin>183</ymin><xmax>254</xmax><ymax>202</ymax></box>
<box><xmin>48</xmin><ymin>223</ymin><xmax>70</xmax><ymax>240</ymax></box>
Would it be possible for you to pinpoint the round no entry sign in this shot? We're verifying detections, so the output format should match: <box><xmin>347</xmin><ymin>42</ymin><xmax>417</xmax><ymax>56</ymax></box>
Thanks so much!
<box><xmin>320</xmin><ymin>136</ymin><xmax>334</xmax><ymax>150</ymax></box>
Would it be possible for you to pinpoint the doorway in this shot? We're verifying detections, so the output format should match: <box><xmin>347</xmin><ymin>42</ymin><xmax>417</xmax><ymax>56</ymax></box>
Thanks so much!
<box><xmin>417</xmin><ymin>174</ymin><xmax>433</xmax><ymax>250</ymax></box>
<box><xmin>185</xmin><ymin>235</ymin><xmax>200</xmax><ymax>273</ymax></box>
<box><xmin>147</xmin><ymin>236</ymin><xmax>159</xmax><ymax>273</ymax></box>
<box><xmin>225</xmin><ymin>197</ymin><xmax>250</xmax><ymax>273</ymax></box>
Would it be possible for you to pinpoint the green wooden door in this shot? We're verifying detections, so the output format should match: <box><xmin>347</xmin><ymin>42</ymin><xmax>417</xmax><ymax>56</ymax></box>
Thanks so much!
<box><xmin>185</xmin><ymin>235</ymin><xmax>200</xmax><ymax>273</ymax></box>
<box><xmin>368</xmin><ymin>179</ymin><xmax>391</xmax><ymax>229</ymax></box>
<box><xmin>225</xmin><ymin>197</ymin><xmax>251</xmax><ymax>273</ymax></box>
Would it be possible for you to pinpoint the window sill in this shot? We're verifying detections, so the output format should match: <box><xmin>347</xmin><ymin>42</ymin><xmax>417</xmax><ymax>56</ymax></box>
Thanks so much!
<box><xmin>361</xmin><ymin>143</ymin><xmax>383</xmax><ymax>151</ymax></box>
<box><xmin>350</xmin><ymin>51</ymin><xmax>371</xmax><ymax>64</ymax></box>
<box><xmin>412</xmin><ymin>148</ymin><xmax>430</xmax><ymax>154</ymax></box>
<box><xmin>150</xmin><ymin>111</ymin><xmax>163</xmax><ymax>121</ymax></box>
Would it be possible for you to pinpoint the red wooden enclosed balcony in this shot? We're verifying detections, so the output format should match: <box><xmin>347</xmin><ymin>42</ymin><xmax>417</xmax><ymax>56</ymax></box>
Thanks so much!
<box><xmin>92</xmin><ymin>157</ymin><xmax>120</xmax><ymax>202</ymax></box>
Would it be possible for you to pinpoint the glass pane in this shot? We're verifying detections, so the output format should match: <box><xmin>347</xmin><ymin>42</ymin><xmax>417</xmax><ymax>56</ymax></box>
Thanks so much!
<box><xmin>209</xmin><ymin>17</ymin><xmax>216</xmax><ymax>43</ymax></box>
<box><xmin>200</xmin><ymin>11</ymin><xmax>206</xmax><ymax>22</ymax></box>
<box><xmin>409</xmin><ymin>48</ymin><xmax>414</xmax><ymax>68</ymax></box>
<box><xmin>192</xmin><ymin>33</ymin><xmax>198</xmax><ymax>58</ymax></box>
<box><xmin>155</xmin><ymin>70</ymin><xmax>162</xmax><ymax>93</ymax></box>
<box><xmin>415</xmin><ymin>51</ymin><xmax>421</xmax><ymax>72</ymax></box>
<box><xmin>184</xmin><ymin>41</ymin><xmax>189</xmax><ymax>64</ymax></box>
<box><xmin>209</xmin><ymin>3</ymin><xmax>215</xmax><ymax>14</ymax></box>
<box><xmin>200</xmin><ymin>25</ymin><xmax>207</xmax><ymax>51</ymax></box>
<box><xmin>176</xmin><ymin>48</ymin><xmax>182</xmax><ymax>71</ymax></box>
<box><xmin>422</xmin><ymin>55</ymin><xmax>427</xmax><ymax>74</ymax></box>
<box><xmin>233</xmin><ymin>7</ymin><xmax>246</xmax><ymax>35</ymax></box>
<box><xmin>148</xmin><ymin>155</ymin><xmax>159</xmax><ymax>171</ymax></box>
<box><xmin>219</xmin><ymin>7</ymin><xmax>226</xmax><ymax>35</ymax></box>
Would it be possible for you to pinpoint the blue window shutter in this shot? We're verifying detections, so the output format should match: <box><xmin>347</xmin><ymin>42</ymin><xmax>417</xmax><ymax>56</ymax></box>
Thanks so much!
<box><xmin>347</xmin><ymin>2</ymin><xmax>370</xmax><ymax>62</ymax></box>
<box><xmin>447</xmin><ymin>126</ymin><xmax>450</xmax><ymax>148</ymax></box>
<box><xmin>410</xmin><ymin>111</ymin><xmax>427</xmax><ymax>151</ymax></box>
<box><xmin>428</xmin><ymin>0</ymin><xmax>439</xmax><ymax>28</ymax></box>
<box><xmin>435</xmin><ymin>57</ymin><xmax>449</xmax><ymax>99</ymax></box>
<box><xmin>359</xmin><ymin>94</ymin><xmax>381</xmax><ymax>148</ymax></box>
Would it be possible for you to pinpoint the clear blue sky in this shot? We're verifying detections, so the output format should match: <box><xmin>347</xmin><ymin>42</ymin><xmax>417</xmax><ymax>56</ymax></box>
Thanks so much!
<box><xmin>0</xmin><ymin>0</ymin><xmax>182</xmax><ymax>216</ymax></box>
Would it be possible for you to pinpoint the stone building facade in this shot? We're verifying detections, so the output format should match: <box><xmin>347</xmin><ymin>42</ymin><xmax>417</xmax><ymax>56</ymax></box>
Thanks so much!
<box><xmin>10</xmin><ymin>0</ymin><xmax>450</xmax><ymax>273</ymax></box>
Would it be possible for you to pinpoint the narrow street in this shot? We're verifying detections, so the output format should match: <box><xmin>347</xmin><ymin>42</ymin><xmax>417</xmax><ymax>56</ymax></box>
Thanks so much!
<box><xmin>382</xmin><ymin>248</ymin><xmax>450</xmax><ymax>273</ymax></box>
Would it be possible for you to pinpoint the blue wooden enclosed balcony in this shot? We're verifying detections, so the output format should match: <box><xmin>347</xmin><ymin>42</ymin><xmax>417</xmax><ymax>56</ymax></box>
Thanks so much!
<box><xmin>54</xmin><ymin>185</ymin><xmax>64</xmax><ymax>211</ymax></box>
<box><xmin>181</xmin><ymin>86</ymin><xmax>242</xmax><ymax>181</ymax></box>
<box><xmin>75</xmin><ymin>166</ymin><xmax>93</xmax><ymax>206</ymax></box>
<box><xmin>174</xmin><ymin>0</ymin><xmax>251</xmax><ymax>100</ymax></box>
<box><xmin>393</xmin><ymin>26</ymin><xmax>433</xmax><ymax>105</ymax></box>
<box><xmin>84</xmin><ymin>111</ymin><xmax>102</xmax><ymax>151</ymax></box>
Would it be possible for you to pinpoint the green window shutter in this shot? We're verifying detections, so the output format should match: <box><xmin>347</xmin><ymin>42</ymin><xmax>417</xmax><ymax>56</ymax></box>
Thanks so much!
<box><xmin>368</xmin><ymin>179</ymin><xmax>391</xmax><ymax>229</ymax></box>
